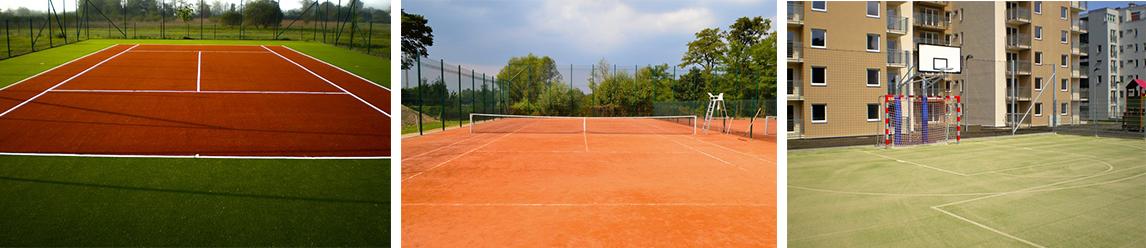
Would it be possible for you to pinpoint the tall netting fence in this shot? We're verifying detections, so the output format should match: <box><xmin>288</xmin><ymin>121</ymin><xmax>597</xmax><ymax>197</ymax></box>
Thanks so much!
<box><xmin>0</xmin><ymin>0</ymin><xmax>389</xmax><ymax>60</ymax></box>
<box><xmin>1053</xmin><ymin>84</ymin><xmax>1146</xmax><ymax>140</ymax></box>
<box><xmin>401</xmin><ymin>58</ymin><xmax>776</xmax><ymax>139</ymax></box>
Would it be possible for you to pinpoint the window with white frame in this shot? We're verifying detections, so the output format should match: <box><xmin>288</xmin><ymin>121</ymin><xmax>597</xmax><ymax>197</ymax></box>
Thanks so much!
<box><xmin>1061</xmin><ymin>78</ymin><xmax>1068</xmax><ymax>91</ymax></box>
<box><xmin>1035</xmin><ymin>52</ymin><xmax>1043</xmax><ymax>64</ymax></box>
<box><xmin>1061</xmin><ymin>103</ymin><xmax>1068</xmax><ymax>115</ymax></box>
<box><xmin>1035</xmin><ymin>77</ymin><xmax>1043</xmax><ymax>90</ymax></box>
<box><xmin>812</xmin><ymin>104</ymin><xmax>827</xmax><ymax>123</ymax></box>
<box><xmin>1035</xmin><ymin>103</ymin><xmax>1043</xmax><ymax>116</ymax></box>
<box><xmin>1034</xmin><ymin>1</ymin><xmax>1042</xmax><ymax>14</ymax></box>
<box><xmin>811</xmin><ymin>1</ymin><xmax>826</xmax><ymax>11</ymax></box>
<box><xmin>1061</xmin><ymin>30</ymin><xmax>1068</xmax><ymax>43</ymax></box>
<box><xmin>867</xmin><ymin>69</ymin><xmax>880</xmax><ymax>86</ymax></box>
<box><xmin>811</xmin><ymin>66</ymin><xmax>827</xmax><ymax>85</ymax></box>
<box><xmin>867</xmin><ymin>104</ymin><xmax>880</xmax><ymax>121</ymax></box>
<box><xmin>1061</xmin><ymin>54</ymin><xmax>1068</xmax><ymax>67</ymax></box>
<box><xmin>867</xmin><ymin>1</ymin><xmax>879</xmax><ymax>17</ymax></box>
<box><xmin>1035</xmin><ymin>26</ymin><xmax>1043</xmax><ymax>39</ymax></box>
<box><xmin>867</xmin><ymin>34</ymin><xmax>880</xmax><ymax>52</ymax></box>
<box><xmin>811</xmin><ymin>29</ymin><xmax>827</xmax><ymax>48</ymax></box>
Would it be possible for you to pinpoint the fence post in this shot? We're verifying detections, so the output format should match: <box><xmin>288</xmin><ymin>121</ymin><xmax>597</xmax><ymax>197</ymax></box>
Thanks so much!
<box><xmin>417</xmin><ymin>56</ymin><xmax>423</xmax><ymax>135</ymax></box>
<box><xmin>29</xmin><ymin>19</ymin><xmax>35</xmax><ymax>52</ymax></box>
<box><xmin>457</xmin><ymin>64</ymin><xmax>462</xmax><ymax>128</ymax></box>
<box><xmin>483</xmin><ymin>73</ymin><xmax>487</xmax><ymax>113</ymax></box>
<box><xmin>75</xmin><ymin>0</ymin><xmax>80</xmax><ymax>41</ymax></box>
<box><xmin>48</xmin><ymin>6</ymin><xmax>54</xmax><ymax>48</ymax></box>
<box><xmin>121</xmin><ymin>0</ymin><xmax>126</xmax><ymax>39</ymax></box>
<box><xmin>365</xmin><ymin>22</ymin><xmax>372</xmax><ymax>54</ymax></box>
<box><xmin>440</xmin><ymin>59</ymin><xmax>446</xmax><ymax>131</ymax></box>
<box><xmin>472</xmin><ymin>69</ymin><xmax>476</xmax><ymax>117</ymax></box>
<box><xmin>4</xmin><ymin>20</ymin><xmax>10</xmax><ymax>58</ymax></box>
<box><xmin>239</xmin><ymin>0</ymin><xmax>244</xmax><ymax>40</ymax></box>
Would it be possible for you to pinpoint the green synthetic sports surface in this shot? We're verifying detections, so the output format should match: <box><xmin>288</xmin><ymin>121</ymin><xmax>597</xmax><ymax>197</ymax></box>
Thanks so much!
<box><xmin>789</xmin><ymin>134</ymin><xmax>1146</xmax><ymax>247</ymax></box>
<box><xmin>0</xmin><ymin>40</ymin><xmax>389</xmax><ymax>246</ymax></box>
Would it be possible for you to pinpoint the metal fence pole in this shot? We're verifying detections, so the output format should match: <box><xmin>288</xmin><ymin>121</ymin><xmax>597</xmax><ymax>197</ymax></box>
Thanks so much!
<box><xmin>472</xmin><ymin>69</ymin><xmax>476</xmax><ymax>117</ymax></box>
<box><xmin>200</xmin><ymin>0</ymin><xmax>204</xmax><ymax>40</ymax></box>
<box><xmin>440</xmin><ymin>59</ymin><xmax>446</xmax><ymax>131</ymax></box>
<box><xmin>239</xmin><ymin>0</ymin><xmax>244</xmax><ymax>40</ymax></box>
<box><xmin>417</xmin><ymin>56</ymin><xmax>424</xmax><ymax>135</ymax></box>
<box><xmin>48</xmin><ymin>2</ymin><xmax>54</xmax><ymax>48</ymax></box>
<box><xmin>121</xmin><ymin>0</ymin><xmax>126</xmax><ymax>39</ymax></box>
<box><xmin>29</xmin><ymin>19</ymin><xmax>35</xmax><ymax>52</ymax></box>
<box><xmin>457</xmin><ymin>64</ymin><xmax>462</xmax><ymax>128</ymax></box>
<box><xmin>365</xmin><ymin>21</ymin><xmax>372</xmax><ymax>54</ymax></box>
<box><xmin>4</xmin><ymin>20</ymin><xmax>9</xmax><ymax>58</ymax></box>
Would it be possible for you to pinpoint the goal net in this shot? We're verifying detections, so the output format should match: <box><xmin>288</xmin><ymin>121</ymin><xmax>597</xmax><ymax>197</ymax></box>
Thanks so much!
<box><xmin>882</xmin><ymin>95</ymin><xmax>962</xmax><ymax>147</ymax></box>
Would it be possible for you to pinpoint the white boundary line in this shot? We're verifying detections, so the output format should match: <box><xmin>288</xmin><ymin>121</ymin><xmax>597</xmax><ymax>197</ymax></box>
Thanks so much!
<box><xmin>279</xmin><ymin>45</ymin><xmax>391</xmax><ymax>91</ymax></box>
<box><xmin>50</xmin><ymin>89</ymin><xmax>348</xmax><ymax>95</ymax></box>
<box><xmin>0</xmin><ymin>44</ymin><xmax>119</xmax><ymax>92</ymax></box>
<box><xmin>861</xmin><ymin>150</ymin><xmax>971</xmax><ymax>176</ymax></box>
<box><xmin>0</xmin><ymin>152</ymin><xmax>389</xmax><ymax>160</ymax></box>
<box><xmin>403</xmin><ymin>202</ymin><xmax>771</xmax><ymax>207</ymax></box>
<box><xmin>402</xmin><ymin>121</ymin><xmax>533</xmax><ymax>182</ymax></box>
<box><xmin>196</xmin><ymin>51</ymin><xmax>202</xmax><ymax>92</ymax></box>
<box><xmin>260</xmin><ymin>45</ymin><xmax>391</xmax><ymax>118</ymax></box>
<box><xmin>128</xmin><ymin>50</ymin><xmax>271</xmax><ymax>53</ymax></box>
<box><xmin>0</xmin><ymin>44</ymin><xmax>140</xmax><ymax>118</ymax></box>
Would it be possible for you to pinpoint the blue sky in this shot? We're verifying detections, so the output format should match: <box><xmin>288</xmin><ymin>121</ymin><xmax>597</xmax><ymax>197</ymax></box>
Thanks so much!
<box><xmin>1085</xmin><ymin>1</ymin><xmax>1145</xmax><ymax>11</ymax></box>
<box><xmin>403</xmin><ymin>0</ymin><xmax>774</xmax><ymax>78</ymax></box>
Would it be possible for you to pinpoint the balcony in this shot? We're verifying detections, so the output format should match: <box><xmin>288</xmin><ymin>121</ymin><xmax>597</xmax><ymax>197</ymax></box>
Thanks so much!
<box><xmin>1072</xmin><ymin>1</ymin><xmax>1087</xmax><ymax>11</ymax></box>
<box><xmin>917</xmin><ymin>1</ymin><xmax>949</xmax><ymax>7</ymax></box>
<box><xmin>1079</xmin><ymin>20</ymin><xmax>1088</xmax><ymax>33</ymax></box>
<box><xmin>915</xmin><ymin>37</ymin><xmax>949</xmax><ymax>47</ymax></box>
<box><xmin>1006</xmin><ymin>60</ymin><xmax>1032</xmax><ymax>75</ymax></box>
<box><xmin>788</xmin><ymin>41</ymin><xmax>803</xmax><ymax>62</ymax></box>
<box><xmin>887</xmin><ymin>49</ymin><xmax>908</xmax><ymax>67</ymax></box>
<box><xmin>1078</xmin><ymin>87</ymin><xmax>1089</xmax><ymax>101</ymax></box>
<box><xmin>1072</xmin><ymin>68</ymin><xmax>1081</xmax><ymax>78</ymax></box>
<box><xmin>1006</xmin><ymin>33</ymin><xmax>1031</xmax><ymax>50</ymax></box>
<box><xmin>914</xmin><ymin>13</ymin><xmax>949</xmax><ymax>30</ymax></box>
<box><xmin>1071</xmin><ymin>20</ymin><xmax>1081</xmax><ymax>33</ymax></box>
<box><xmin>787</xmin><ymin>117</ymin><xmax>802</xmax><ymax>137</ymax></box>
<box><xmin>1006</xmin><ymin>7</ymin><xmax>1031</xmax><ymax>24</ymax></box>
<box><xmin>887</xmin><ymin>16</ymin><xmax>908</xmax><ymax>35</ymax></box>
<box><xmin>1007</xmin><ymin>85</ymin><xmax>1033</xmax><ymax>101</ymax></box>
<box><xmin>1071</xmin><ymin>42</ymin><xmax>1081</xmax><ymax>55</ymax></box>
<box><xmin>788</xmin><ymin>79</ymin><xmax>803</xmax><ymax>100</ymax></box>
<box><xmin>787</xmin><ymin>2</ymin><xmax>804</xmax><ymax>26</ymax></box>
<box><xmin>1079</xmin><ymin>65</ymin><xmax>1089</xmax><ymax>78</ymax></box>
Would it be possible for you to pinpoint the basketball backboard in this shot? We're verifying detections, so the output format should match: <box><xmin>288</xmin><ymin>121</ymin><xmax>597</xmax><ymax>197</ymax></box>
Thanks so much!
<box><xmin>917</xmin><ymin>44</ymin><xmax>962</xmax><ymax>73</ymax></box>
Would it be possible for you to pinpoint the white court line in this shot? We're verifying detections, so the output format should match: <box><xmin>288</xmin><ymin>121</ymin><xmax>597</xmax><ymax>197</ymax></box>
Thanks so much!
<box><xmin>0</xmin><ymin>152</ymin><xmax>389</xmax><ymax>160</ymax></box>
<box><xmin>50</xmin><ymin>89</ymin><xmax>348</xmax><ymax>95</ymax></box>
<box><xmin>402</xmin><ymin>121</ymin><xmax>533</xmax><ymax>182</ymax></box>
<box><xmin>861</xmin><ymin>150</ymin><xmax>971</xmax><ymax>176</ymax></box>
<box><xmin>279</xmin><ymin>45</ymin><xmax>391</xmax><ymax>92</ymax></box>
<box><xmin>0</xmin><ymin>44</ymin><xmax>119</xmax><ymax>92</ymax></box>
<box><xmin>196</xmin><ymin>51</ymin><xmax>202</xmax><ymax>92</ymax></box>
<box><xmin>260</xmin><ymin>45</ymin><xmax>391</xmax><ymax>118</ymax></box>
<box><xmin>401</xmin><ymin>135</ymin><xmax>481</xmax><ymax>161</ymax></box>
<box><xmin>0</xmin><ymin>44</ymin><xmax>140</xmax><ymax>118</ymax></box>
<box><xmin>403</xmin><ymin>202</ymin><xmax>771</xmax><ymax>207</ymax></box>
<box><xmin>128</xmin><ymin>50</ymin><xmax>271</xmax><ymax>53</ymax></box>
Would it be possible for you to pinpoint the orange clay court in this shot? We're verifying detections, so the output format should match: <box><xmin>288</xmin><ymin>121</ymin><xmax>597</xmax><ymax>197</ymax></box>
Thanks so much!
<box><xmin>0</xmin><ymin>44</ymin><xmax>390</xmax><ymax>158</ymax></box>
<box><xmin>402</xmin><ymin>115</ymin><xmax>776</xmax><ymax>247</ymax></box>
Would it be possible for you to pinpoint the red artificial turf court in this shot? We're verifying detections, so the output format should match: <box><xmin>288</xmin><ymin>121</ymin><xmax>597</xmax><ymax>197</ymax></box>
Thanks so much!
<box><xmin>401</xmin><ymin>117</ymin><xmax>776</xmax><ymax>247</ymax></box>
<box><xmin>0</xmin><ymin>44</ymin><xmax>390</xmax><ymax>157</ymax></box>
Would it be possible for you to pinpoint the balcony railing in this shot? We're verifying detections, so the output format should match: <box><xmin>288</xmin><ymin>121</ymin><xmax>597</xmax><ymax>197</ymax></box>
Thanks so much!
<box><xmin>1072</xmin><ymin>42</ymin><xmax>1082</xmax><ymax>54</ymax></box>
<box><xmin>1079</xmin><ymin>87</ymin><xmax>1089</xmax><ymax>100</ymax></box>
<box><xmin>1007</xmin><ymin>33</ymin><xmax>1031</xmax><ymax>49</ymax></box>
<box><xmin>788</xmin><ymin>117</ymin><xmax>801</xmax><ymax>134</ymax></box>
<box><xmin>915</xmin><ymin>37</ymin><xmax>949</xmax><ymax>46</ymax></box>
<box><xmin>1079</xmin><ymin>20</ymin><xmax>1088</xmax><ymax>32</ymax></box>
<box><xmin>1007</xmin><ymin>85</ymin><xmax>1033</xmax><ymax>100</ymax></box>
<box><xmin>1071</xmin><ymin>20</ymin><xmax>1081</xmax><ymax>32</ymax></box>
<box><xmin>1007</xmin><ymin>6</ymin><xmax>1031</xmax><ymax>23</ymax></box>
<box><xmin>887</xmin><ymin>16</ymin><xmax>907</xmax><ymax>34</ymax></box>
<box><xmin>788</xmin><ymin>2</ymin><xmax>804</xmax><ymax>24</ymax></box>
<box><xmin>887</xmin><ymin>49</ymin><xmax>908</xmax><ymax>66</ymax></box>
<box><xmin>788</xmin><ymin>41</ymin><xmax>803</xmax><ymax>61</ymax></box>
<box><xmin>1006</xmin><ymin>60</ymin><xmax>1032</xmax><ymax>75</ymax></box>
<box><xmin>788</xmin><ymin>79</ymin><xmax>803</xmax><ymax>100</ymax></box>
<box><xmin>914</xmin><ymin>13</ymin><xmax>949</xmax><ymax>29</ymax></box>
<box><xmin>1072</xmin><ymin>1</ymin><xmax>1087</xmax><ymax>10</ymax></box>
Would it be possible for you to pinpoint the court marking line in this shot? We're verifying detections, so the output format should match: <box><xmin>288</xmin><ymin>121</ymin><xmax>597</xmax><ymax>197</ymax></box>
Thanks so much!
<box><xmin>402</xmin><ymin>121</ymin><xmax>534</xmax><ymax>182</ymax></box>
<box><xmin>0</xmin><ymin>44</ymin><xmax>140</xmax><ymax>119</ymax></box>
<box><xmin>402</xmin><ymin>134</ymin><xmax>482</xmax><ymax>161</ymax></box>
<box><xmin>196</xmin><ymin>51</ymin><xmax>202</xmax><ymax>92</ymax></box>
<box><xmin>688</xmin><ymin>135</ymin><xmax>775</xmax><ymax>163</ymax></box>
<box><xmin>861</xmin><ymin>150</ymin><xmax>971</xmax><ymax>176</ymax></box>
<box><xmin>403</xmin><ymin>202</ymin><xmax>771</xmax><ymax>207</ymax></box>
<box><xmin>279</xmin><ymin>45</ymin><xmax>391</xmax><ymax>92</ymax></box>
<box><xmin>49</xmin><ymin>89</ymin><xmax>348</xmax><ymax>95</ymax></box>
<box><xmin>0</xmin><ymin>44</ymin><xmax>119</xmax><ymax>92</ymax></box>
<box><xmin>261</xmin><ymin>45</ymin><xmax>391</xmax><ymax>118</ymax></box>
<box><xmin>128</xmin><ymin>50</ymin><xmax>271</xmax><ymax>53</ymax></box>
<box><xmin>0</xmin><ymin>152</ymin><xmax>389</xmax><ymax>160</ymax></box>
<box><xmin>471</xmin><ymin>150</ymin><xmax>697</xmax><ymax>155</ymax></box>
<box><xmin>636</xmin><ymin>120</ymin><xmax>741</xmax><ymax>170</ymax></box>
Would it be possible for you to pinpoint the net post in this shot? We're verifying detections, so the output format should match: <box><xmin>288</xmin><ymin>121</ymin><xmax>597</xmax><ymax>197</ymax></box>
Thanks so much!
<box><xmin>692</xmin><ymin>115</ymin><xmax>697</xmax><ymax>135</ymax></box>
<box><xmin>469</xmin><ymin>113</ymin><xmax>474</xmax><ymax>134</ymax></box>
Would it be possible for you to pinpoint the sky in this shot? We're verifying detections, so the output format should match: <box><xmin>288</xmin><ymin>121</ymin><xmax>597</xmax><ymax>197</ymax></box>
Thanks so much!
<box><xmin>402</xmin><ymin>0</ymin><xmax>774</xmax><ymax>84</ymax></box>
<box><xmin>0</xmin><ymin>0</ymin><xmax>391</xmax><ymax>12</ymax></box>
<box><xmin>1086</xmin><ymin>1</ymin><xmax>1145</xmax><ymax>11</ymax></box>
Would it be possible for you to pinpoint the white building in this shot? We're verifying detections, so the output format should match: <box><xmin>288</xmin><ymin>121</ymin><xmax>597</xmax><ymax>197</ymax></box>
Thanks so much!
<box><xmin>1085</xmin><ymin>3</ymin><xmax>1146</xmax><ymax>120</ymax></box>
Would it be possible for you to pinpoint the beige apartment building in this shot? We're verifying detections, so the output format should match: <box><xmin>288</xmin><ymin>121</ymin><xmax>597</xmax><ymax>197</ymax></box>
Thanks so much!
<box><xmin>788</xmin><ymin>1</ymin><xmax>1086</xmax><ymax>139</ymax></box>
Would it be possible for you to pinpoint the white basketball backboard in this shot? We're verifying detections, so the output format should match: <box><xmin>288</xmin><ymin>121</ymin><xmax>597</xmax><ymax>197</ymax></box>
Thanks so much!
<box><xmin>917</xmin><ymin>44</ymin><xmax>962</xmax><ymax>73</ymax></box>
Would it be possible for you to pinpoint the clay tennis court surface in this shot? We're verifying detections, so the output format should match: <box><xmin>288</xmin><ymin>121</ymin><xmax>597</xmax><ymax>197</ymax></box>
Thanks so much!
<box><xmin>0</xmin><ymin>44</ymin><xmax>390</xmax><ymax>157</ymax></box>
<box><xmin>402</xmin><ymin>117</ymin><xmax>776</xmax><ymax>247</ymax></box>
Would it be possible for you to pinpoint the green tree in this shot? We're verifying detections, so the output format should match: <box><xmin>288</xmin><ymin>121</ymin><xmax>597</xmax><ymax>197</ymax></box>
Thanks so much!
<box><xmin>174</xmin><ymin>1</ymin><xmax>195</xmax><ymax>37</ymax></box>
<box><xmin>495</xmin><ymin>54</ymin><xmax>561</xmax><ymax>107</ymax></box>
<box><xmin>401</xmin><ymin>10</ymin><xmax>433</xmax><ymax>70</ymax></box>
<box><xmin>674</xmin><ymin>67</ymin><xmax>706</xmax><ymax>101</ymax></box>
<box><xmin>243</xmin><ymin>0</ymin><xmax>283</xmax><ymax>28</ymax></box>
<box><xmin>680</xmin><ymin>28</ymin><xmax>725</xmax><ymax>74</ymax></box>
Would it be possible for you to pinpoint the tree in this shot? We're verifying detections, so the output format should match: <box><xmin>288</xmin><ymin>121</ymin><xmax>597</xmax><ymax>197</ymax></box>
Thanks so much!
<box><xmin>243</xmin><ymin>0</ymin><xmax>283</xmax><ymax>28</ymax></box>
<box><xmin>680</xmin><ymin>28</ymin><xmax>725</xmax><ymax>73</ymax></box>
<box><xmin>674</xmin><ymin>68</ymin><xmax>706</xmax><ymax>101</ymax></box>
<box><xmin>220</xmin><ymin>10</ymin><xmax>242</xmax><ymax>26</ymax></box>
<box><xmin>401</xmin><ymin>10</ymin><xmax>433</xmax><ymax>70</ymax></box>
<box><xmin>174</xmin><ymin>1</ymin><xmax>195</xmax><ymax>37</ymax></box>
<box><xmin>495</xmin><ymin>54</ymin><xmax>561</xmax><ymax>107</ymax></box>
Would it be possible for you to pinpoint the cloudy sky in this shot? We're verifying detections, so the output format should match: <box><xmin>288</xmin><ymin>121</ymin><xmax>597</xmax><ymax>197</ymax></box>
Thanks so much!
<box><xmin>1</xmin><ymin>0</ymin><xmax>391</xmax><ymax>13</ymax></box>
<box><xmin>403</xmin><ymin>0</ymin><xmax>774</xmax><ymax>80</ymax></box>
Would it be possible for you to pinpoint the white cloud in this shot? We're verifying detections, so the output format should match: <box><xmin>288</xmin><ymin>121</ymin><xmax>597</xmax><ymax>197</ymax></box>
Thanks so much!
<box><xmin>529</xmin><ymin>0</ymin><xmax>715</xmax><ymax>52</ymax></box>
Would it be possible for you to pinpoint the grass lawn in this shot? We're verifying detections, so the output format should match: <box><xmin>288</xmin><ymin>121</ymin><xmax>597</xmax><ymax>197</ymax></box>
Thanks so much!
<box><xmin>402</xmin><ymin>119</ymin><xmax>469</xmax><ymax>135</ymax></box>
<box><xmin>0</xmin><ymin>40</ymin><xmax>390</xmax><ymax>246</ymax></box>
<box><xmin>0</xmin><ymin>39</ymin><xmax>389</xmax><ymax>88</ymax></box>
<box><xmin>788</xmin><ymin>134</ymin><xmax>1146</xmax><ymax>247</ymax></box>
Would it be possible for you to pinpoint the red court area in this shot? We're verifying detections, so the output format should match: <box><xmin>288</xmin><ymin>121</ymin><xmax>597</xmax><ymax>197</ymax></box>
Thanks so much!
<box><xmin>0</xmin><ymin>44</ymin><xmax>390</xmax><ymax>157</ymax></box>
<box><xmin>402</xmin><ymin>117</ymin><xmax>777</xmax><ymax>247</ymax></box>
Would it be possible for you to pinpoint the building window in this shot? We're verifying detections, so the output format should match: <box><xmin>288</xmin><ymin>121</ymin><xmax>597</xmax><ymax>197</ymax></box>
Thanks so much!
<box><xmin>867</xmin><ymin>69</ymin><xmax>880</xmax><ymax>86</ymax></box>
<box><xmin>1061</xmin><ymin>78</ymin><xmax>1068</xmax><ymax>91</ymax></box>
<box><xmin>1035</xmin><ymin>52</ymin><xmax>1043</xmax><ymax>65</ymax></box>
<box><xmin>1034</xmin><ymin>1</ymin><xmax>1042</xmax><ymax>14</ymax></box>
<box><xmin>1061</xmin><ymin>30</ymin><xmax>1068</xmax><ymax>43</ymax></box>
<box><xmin>1035</xmin><ymin>103</ymin><xmax>1043</xmax><ymax>116</ymax></box>
<box><xmin>811</xmin><ymin>1</ymin><xmax>826</xmax><ymax>11</ymax></box>
<box><xmin>867</xmin><ymin>34</ymin><xmax>880</xmax><ymax>52</ymax></box>
<box><xmin>1035</xmin><ymin>77</ymin><xmax>1043</xmax><ymax>90</ymax></box>
<box><xmin>812</xmin><ymin>104</ymin><xmax>827</xmax><ymax>123</ymax></box>
<box><xmin>866</xmin><ymin>1</ymin><xmax>879</xmax><ymax>17</ymax></box>
<box><xmin>811</xmin><ymin>66</ymin><xmax>827</xmax><ymax>86</ymax></box>
<box><xmin>1035</xmin><ymin>26</ymin><xmax>1043</xmax><ymax>40</ymax></box>
<box><xmin>1061</xmin><ymin>103</ymin><xmax>1069</xmax><ymax>115</ymax></box>
<box><xmin>811</xmin><ymin>29</ymin><xmax>827</xmax><ymax>48</ymax></box>
<box><xmin>1060</xmin><ymin>6</ymin><xmax>1067</xmax><ymax>19</ymax></box>
<box><xmin>867</xmin><ymin>104</ymin><xmax>880</xmax><ymax>121</ymax></box>
<box><xmin>1061</xmin><ymin>54</ymin><xmax>1068</xmax><ymax>67</ymax></box>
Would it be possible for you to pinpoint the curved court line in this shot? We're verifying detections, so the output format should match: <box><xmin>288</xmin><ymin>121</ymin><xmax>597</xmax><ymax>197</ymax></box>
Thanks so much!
<box><xmin>260</xmin><ymin>45</ymin><xmax>390</xmax><ymax>117</ymax></box>
<box><xmin>991</xmin><ymin>161</ymin><xmax>1113</xmax><ymax>178</ymax></box>
<box><xmin>0</xmin><ymin>44</ymin><xmax>119</xmax><ymax>92</ymax></box>
<box><xmin>0</xmin><ymin>44</ymin><xmax>140</xmax><ymax>118</ymax></box>
<box><xmin>403</xmin><ymin>202</ymin><xmax>771</xmax><ymax>207</ymax></box>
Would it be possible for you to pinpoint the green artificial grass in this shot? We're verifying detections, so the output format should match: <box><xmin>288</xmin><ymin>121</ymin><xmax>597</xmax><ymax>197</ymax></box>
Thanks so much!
<box><xmin>402</xmin><ymin>119</ymin><xmax>469</xmax><ymax>135</ymax></box>
<box><xmin>788</xmin><ymin>134</ymin><xmax>1146</xmax><ymax>247</ymax></box>
<box><xmin>0</xmin><ymin>39</ymin><xmax>391</xmax><ymax>245</ymax></box>
<box><xmin>0</xmin><ymin>39</ymin><xmax>389</xmax><ymax>88</ymax></box>
<box><xmin>0</xmin><ymin>156</ymin><xmax>389</xmax><ymax>246</ymax></box>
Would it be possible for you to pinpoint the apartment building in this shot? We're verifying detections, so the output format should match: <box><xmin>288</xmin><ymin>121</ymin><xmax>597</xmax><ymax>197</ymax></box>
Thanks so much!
<box><xmin>1086</xmin><ymin>3</ymin><xmax>1146</xmax><ymax>120</ymax></box>
<box><xmin>788</xmin><ymin>1</ymin><xmax>1085</xmax><ymax>139</ymax></box>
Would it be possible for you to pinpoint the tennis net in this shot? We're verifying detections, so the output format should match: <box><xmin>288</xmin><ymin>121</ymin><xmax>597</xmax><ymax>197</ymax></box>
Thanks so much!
<box><xmin>469</xmin><ymin>113</ymin><xmax>697</xmax><ymax>135</ymax></box>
